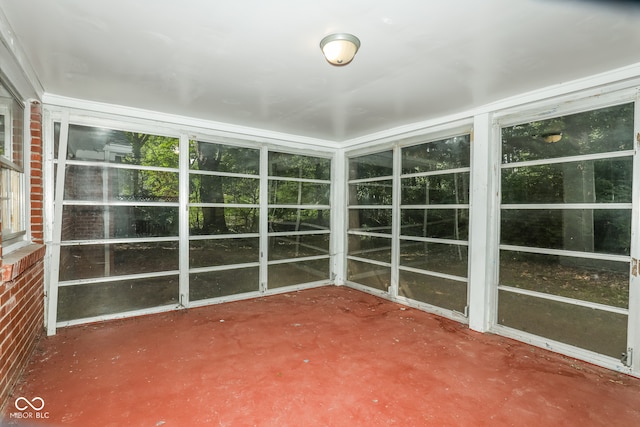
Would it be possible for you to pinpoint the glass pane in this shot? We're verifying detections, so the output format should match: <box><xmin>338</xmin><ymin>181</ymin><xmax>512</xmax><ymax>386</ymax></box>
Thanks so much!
<box><xmin>60</xmin><ymin>242</ymin><xmax>179</xmax><ymax>281</ymax></box>
<box><xmin>190</xmin><ymin>238</ymin><xmax>259</xmax><ymax>268</ymax></box>
<box><xmin>399</xmin><ymin>270</ymin><xmax>467</xmax><ymax>313</ymax></box>
<box><xmin>189</xmin><ymin>141</ymin><xmax>259</xmax><ymax>174</ymax></box>
<box><xmin>61</xmin><ymin>206</ymin><xmax>179</xmax><ymax>240</ymax></box>
<box><xmin>347</xmin><ymin>259</ymin><xmax>390</xmax><ymax>292</ymax></box>
<box><xmin>500</xmin><ymin>250</ymin><xmax>628</xmax><ymax>308</ymax></box>
<box><xmin>269</xmin><ymin>234</ymin><xmax>330</xmax><ymax>260</ymax></box>
<box><xmin>64</xmin><ymin>165</ymin><xmax>179</xmax><ymax>202</ymax></box>
<box><xmin>269</xmin><ymin>181</ymin><xmax>330</xmax><ymax>205</ymax></box>
<box><xmin>348</xmin><ymin>208</ymin><xmax>392</xmax><ymax>234</ymax></box>
<box><xmin>190</xmin><ymin>267</ymin><xmax>259</xmax><ymax>300</ymax></box>
<box><xmin>61</xmin><ymin>124</ymin><xmax>179</xmax><ymax>166</ymax></box>
<box><xmin>268</xmin><ymin>259</ymin><xmax>330</xmax><ymax>289</ymax></box>
<box><xmin>189</xmin><ymin>207</ymin><xmax>259</xmax><ymax>235</ymax></box>
<box><xmin>349</xmin><ymin>151</ymin><xmax>393</xmax><ymax>180</ymax></box>
<box><xmin>189</xmin><ymin>175</ymin><xmax>259</xmax><ymax>204</ymax></box>
<box><xmin>401</xmin><ymin>134</ymin><xmax>470</xmax><ymax>174</ymax></box>
<box><xmin>269</xmin><ymin>208</ymin><xmax>330</xmax><ymax>232</ymax></box>
<box><xmin>57</xmin><ymin>276</ymin><xmax>179</xmax><ymax>322</ymax></box>
<box><xmin>1</xmin><ymin>168</ymin><xmax>24</xmax><ymax>235</ymax></box>
<box><xmin>401</xmin><ymin>173</ymin><xmax>470</xmax><ymax>205</ymax></box>
<box><xmin>401</xmin><ymin>209</ymin><xmax>469</xmax><ymax>239</ymax></box>
<box><xmin>400</xmin><ymin>241</ymin><xmax>468</xmax><ymax>277</ymax></box>
<box><xmin>502</xmin><ymin>103</ymin><xmax>633</xmax><ymax>164</ymax></box>
<box><xmin>501</xmin><ymin>209</ymin><xmax>631</xmax><ymax>255</ymax></box>
<box><xmin>498</xmin><ymin>290</ymin><xmax>627</xmax><ymax>358</ymax></box>
<box><xmin>348</xmin><ymin>235</ymin><xmax>392</xmax><ymax>263</ymax></box>
<box><xmin>0</xmin><ymin>113</ymin><xmax>4</xmax><ymax>157</ymax></box>
<box><xmin>502</xmin><ymin>158</ymin><xmax>633</xmax><ymax>204</ymax></box>
<box><xmin>349</xmin><ymin>181</ymin><xmax>392</xmax><ymax>205</ymax></box>
<box><xmin>268</xmin><ymin>152</ymin><xmax>331</xmax><ymax>180</ymax></box>
<box><xmin>0</xmin><ymin>86</ymin><xmax>23</xmax><ymax>167</ymax></box>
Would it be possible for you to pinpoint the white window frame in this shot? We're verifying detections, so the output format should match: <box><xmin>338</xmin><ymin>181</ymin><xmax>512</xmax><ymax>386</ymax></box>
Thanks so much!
<box><xmin>0</xmin><ymin>80</ymin><xmax>28</xmax><ymax>252</ymax></box>
<box><xmin>490</xmin><ymin>87</ymin><xmax>640</xmax><ymax>375</ymax></box>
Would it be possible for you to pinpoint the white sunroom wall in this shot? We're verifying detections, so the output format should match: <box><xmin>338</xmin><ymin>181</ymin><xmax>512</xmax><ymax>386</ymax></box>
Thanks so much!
<box><xmin>43</xmin><ymin>106</ymin><xmax>338</xmax><ymax>335</ymax></box>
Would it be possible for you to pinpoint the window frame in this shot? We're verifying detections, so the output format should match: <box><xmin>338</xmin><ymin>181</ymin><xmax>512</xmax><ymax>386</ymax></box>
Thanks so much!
<box><xmin>0</xmin><ymin>78</ymin><xmax>28</xmax><ymax>251</ymax></box>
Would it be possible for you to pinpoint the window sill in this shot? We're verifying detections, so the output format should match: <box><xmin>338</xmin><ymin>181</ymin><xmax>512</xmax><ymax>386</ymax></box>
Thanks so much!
<box><xmin>1</xmin><ymin>243</ymin><xmax>46</xmax><ymax>282</ymax></box>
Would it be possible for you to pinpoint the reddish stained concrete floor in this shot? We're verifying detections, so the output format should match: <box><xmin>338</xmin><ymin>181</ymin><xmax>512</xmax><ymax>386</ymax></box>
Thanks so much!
<box><xmin>3</xmin><ymin>285</ymin><xmax>640</xmax><ymax>426</ymax></box>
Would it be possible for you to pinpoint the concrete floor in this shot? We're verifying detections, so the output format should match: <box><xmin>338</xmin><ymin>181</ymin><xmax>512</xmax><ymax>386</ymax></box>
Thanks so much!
<box><xmin>3</xmin><ymin>285</ymin><xmax>640</xmax><ymax>426</ymax></box>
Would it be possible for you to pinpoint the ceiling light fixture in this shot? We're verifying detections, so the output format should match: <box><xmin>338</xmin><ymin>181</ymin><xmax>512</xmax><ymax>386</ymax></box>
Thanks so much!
<box><xmin>320</xmin><ymin>33</ymin><xmax>360</xmax><ymax>66</ymax></box>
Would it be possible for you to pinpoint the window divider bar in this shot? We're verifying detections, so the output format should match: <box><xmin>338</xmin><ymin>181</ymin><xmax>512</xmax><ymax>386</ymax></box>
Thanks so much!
<box><xmin>500</xmin><ymin>150</ymin><xmax>634</xmax><ymax>169</ymax></box>
<box><xmin>401</xmin><ymin>166</ymin><xmax>471</xmax><ymax>179</ymax></box>
<box><xmin>499</xmin><ymin>244</ymin><xmax>631</xmax><ymax>262</ymax></box>
<box><xmin>501</xmin><ymin>203</ymin><xmax>632</xmax><ymax>210</ymax></box>
<box><xmin>498</xmin><ymin>284</ymin><xmax>629</xmax><ymax>316</ymax></box>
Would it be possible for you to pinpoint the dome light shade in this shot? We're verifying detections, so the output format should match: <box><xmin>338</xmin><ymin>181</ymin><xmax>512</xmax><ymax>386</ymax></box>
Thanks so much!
<box><xmin>320</xmin><ymin>33</ymin><xmax>360</xmax><ymax>66</ymax></box>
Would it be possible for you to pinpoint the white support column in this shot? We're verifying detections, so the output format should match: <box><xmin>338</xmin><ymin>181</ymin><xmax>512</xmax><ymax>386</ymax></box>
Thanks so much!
<box><xmin>331</xmin><ymin>148</ymin><xmax>346</xmax><ymax>285</ymax></box>
<box><xmin>390</xmin><ymin>144</ymin><xmax>401</xmax><ymax>297</ymax></box>
<box><xmin>468</xmin><ymin>113</ymin><xmax>499</xmax><ymax>332</ymax></box>
<box><xmin>178</xmin><ymin>134</ymin><xmax>190</xmax><ymax>307</ymax></box>
<box><xmin>259</xmin><ymin>146</ymin><xmax>269</xmax><ymax>292</ymax></box>
<box><xmin>46</xmin><ymin>112</ymin><xmax>69</xmax><ymax>336</ymax></box>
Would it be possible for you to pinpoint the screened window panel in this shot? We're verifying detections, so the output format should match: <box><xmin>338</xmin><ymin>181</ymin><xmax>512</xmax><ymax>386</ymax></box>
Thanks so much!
<box><xmin>57</xmin><ymin>124</ymin><xmax>179</xmax><ymax>165</ymax></box>
<box><xmin>268</xmin><ymin>152</ymin><xmax>331</xmax><ymax>180</ymax></box>
<box><xmin>268</xmin><ymin>208</ymin><xmax>330</xmax><ymax>232</ymax></box>
<box><xmin>61</xmin><ymin>205</ymin><xmax>179</xmax><ymax>240</ymax></box>
<box><xmin>189</xmin><ymin>206</ymin><xmax>259</xmax><ymax>235</ymax></box>
<box><xmin>500</xmin><ymin>250</ymin><xmax>629</xmax><ymax>308</ymax></box>
<box><xmin>349</xmin><ymin>181</ymin><xmax>393</xmax><ymax>205</ymax></box>
<box><xmin>189</xmin><ymin>175</ymin><xmax>259</xmax><ymax>204</ymax></box>
<box><xmin>190</xmin><ymin>267</ymin><xmax>259</xmax><ymax>301</ymax></box>
<box><xmin>400</xmin><ymin>208</ymin><xmax>469</xmax><ymax>239</ymax></box>
<box><xmin>348</xmin><ymin>234</ymin><xmax>392</xmax><ymax>263</ymax></box>
<box><xmin>269</xmin><ymin>234</ymin><xmax>330</xmax><ymax>261</ymax></box>
<box><xmin>190</xmin><ymin>238</ymin><xmax>259</xmax><ymax>268</ymax></box>
<box><xmin>189</xmin><ymin>141</ymin><xmax>259</xmax><ymax>174</ymax></box>
<box><xmin>399</xmin><ymin>270</ymin><xmax>467</xmax><ymax>313</ymax></box>
<box><xmin>57</xmin><ymin>276</ymin><xmax>179</xmax><ymax>322</ymax></box>
<box><xmin>268</xmin><ymin>181</ymin><xmax>330</xmax><ymax>205</ymax></box>
<box><xmin>501</xmin><ymin>209</ymin><xmax>631</xmax><ymax>255</ymax></box>
<box><xmin>401</xmin><ymin>173</ymin><xmax>470</xmax><ymax>205</ymax></box>
<box><xmin>498</xmin><ymin>290</ymin><xmax>627</xmax><ymax>358</ymax></box>
<box><xmin>348</xmin><ymin>209</ymin><xmax>393</xmax><ymax>234</ymax></box>
<box><xmin>399</xmin><ymin>241</ymin><xmax>468</xmax><ymax>277</ymax></box>
<box><xmin>268</xmin><ymin>259</ymin><xmax>330</xmax><ymax>289</ymax></box>
<box><xmin>60</xmin><ymin>242</ymin><xmax>179</xmax><ymax>281</ymax></box>
<box><xmin>401</xmin><ymin>135</ymin><xmax>471</xmax><ymax>173</ymax></box>
<box><xmin>347</xmin><ymin>259</ymin><xmax>390</xmax><ymax>291</ymax></box>
<box><xmin>502</xmin><ymin>158</ymin><xmax>633</xmax><ymax>204</ymax></box>
<box><xmin>348</xmin><ymin>151</ymin><xmax>393</xmax><ymax>180</ymax></box>
<box><xmin>64</xmin><ymin>165</ymin><xmax>179</xmax><ymax>202</ymax></box>
<box><xmin>501</xmin><ymin>103</ymin><xmax>633</xmax><ymax>164</ymax></box>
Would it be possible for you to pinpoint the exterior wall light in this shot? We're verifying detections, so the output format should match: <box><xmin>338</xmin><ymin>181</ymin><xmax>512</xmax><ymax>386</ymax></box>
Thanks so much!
<box><xmin>320</xmin><ymin>33</ymin><xmax>361</xmax><ymax>66</ymax></box>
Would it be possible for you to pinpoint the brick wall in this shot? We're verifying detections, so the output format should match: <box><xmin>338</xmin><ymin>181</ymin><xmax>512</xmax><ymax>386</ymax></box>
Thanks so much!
<box><xmin>0</xmin><ymin>101</ymin><xmax>45</xmax><ymax>412</ymax></box>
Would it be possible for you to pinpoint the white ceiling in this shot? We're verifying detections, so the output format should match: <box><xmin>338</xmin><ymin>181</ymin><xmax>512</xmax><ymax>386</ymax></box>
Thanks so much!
<box><xmin>1</xmin><ymin>0</ymin><xmax>640</xmax><ymax>143</ymax></box>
